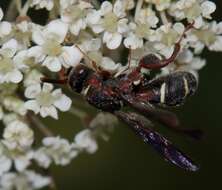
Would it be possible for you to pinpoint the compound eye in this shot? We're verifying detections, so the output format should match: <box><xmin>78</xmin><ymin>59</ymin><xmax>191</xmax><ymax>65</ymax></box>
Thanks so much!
<box><xmin>139</xmin><ymin>54</ymin><xmax>161</xmax><ymax>66</ymax></box>
<box><xmin>68</xmin><ymin>65</ymin><xmax>91</xmax><ymax>93</ymax></box>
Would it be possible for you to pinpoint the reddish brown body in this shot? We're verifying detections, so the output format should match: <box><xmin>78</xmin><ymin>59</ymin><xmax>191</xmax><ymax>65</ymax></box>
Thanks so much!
<box><xmin>41</xmin><ymin>22</ymin><xmax>201</xmax><ymax>171</ymax></box>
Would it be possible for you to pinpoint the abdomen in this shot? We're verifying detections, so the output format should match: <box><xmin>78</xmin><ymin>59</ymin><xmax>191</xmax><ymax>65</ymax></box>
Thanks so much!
<box><xmin>138</xmin><ymin>72</ymin><xmax>198</xmax><ymax>106</ymax></box>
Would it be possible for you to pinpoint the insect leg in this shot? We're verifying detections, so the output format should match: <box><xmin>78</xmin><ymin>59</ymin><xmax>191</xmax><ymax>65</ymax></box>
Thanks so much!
<box><xmin>114</xmin><ymin>110</ymin><xmax>199</xmax><ymax>171</ymax></box>
<box><xmin>139</xmin><ymin>22</ymin><xmax>195</xmax><ymax>70</ymax></box>
<box><xmin>41</xmin><ymin>77</ymin><xmax>67</xmax><ymax>84</ymax></box>
<box><xmin>41</xmin><ymin>66</ymin><xmax>68</xmax><ymax>84</ymax></box>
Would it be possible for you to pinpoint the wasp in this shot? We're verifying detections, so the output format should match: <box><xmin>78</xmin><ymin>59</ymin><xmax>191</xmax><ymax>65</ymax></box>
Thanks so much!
<box><xmin>42</xmin><ymin>22</ymin><xmax>201</xmax><ymax>171</ymax></box>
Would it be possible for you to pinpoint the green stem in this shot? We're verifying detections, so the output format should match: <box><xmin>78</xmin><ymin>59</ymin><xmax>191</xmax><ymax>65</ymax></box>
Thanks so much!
<box><xmin>28</xmin><ymin>113</ymin><xmax>54</xmax><ymax>137</ymax></box>
<box><xmin>69</xmin><ymin>107</ymin><xmax>87</xmax><ymax>119</ymax></box>
<box><xmin>20</xmin><ymin>0</ymin><xmax>32</xmax><ymax>16</ymax></box>
<box><xmin>5</xmin><ymin>0</ymin><xmax>17</xmax><ymax>21</ymax></box>
<box><xmin>15</xmin><ymin>0</ymin><xmax>22</xmax><ymax>14</ymax></box>
<box><xmin>92</xmin><ymin>0</ymin><xmax>100</xmax><ymax>9</ymax></box>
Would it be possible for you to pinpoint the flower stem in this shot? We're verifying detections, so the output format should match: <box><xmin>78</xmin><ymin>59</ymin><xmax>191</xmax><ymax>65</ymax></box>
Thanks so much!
<box><xmin>69</xmin><ymin>107</ymin><xmax>87</xmax><ymax>119</ymax></box>
<box><xmin>28</xmin><ymin>113</ymin><xmax>54</xmax><ymax>137</ymax></box>
<box><xmin>92</xmin><ymin>0</ymin><xmax>100</xmax><ymax>9</ymax></box>
<box><xmin>5</xmin><ymin>0</ymin><xmax>17</xmax><ymax>21</ymax></box>
<box><xmin>20</xmin><ymin>0</ymin><xmax>32</xmax><ymax>16</ymax></box>
<box><xmin>160</xmin><ymin>11</ymin><xmax>169</xmax><ymax>25</ymax></box>
<box><xmin>15</xmin><ymin>0</ymin><xmax>22</xmax><ymax>14</ymax></box>
<box><xmin>135</xmin><ymin>0</ymin><xmax>143</xmax><ymax>21</ymax></box>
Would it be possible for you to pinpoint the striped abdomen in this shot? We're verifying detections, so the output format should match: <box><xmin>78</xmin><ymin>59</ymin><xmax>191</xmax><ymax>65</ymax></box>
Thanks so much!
<box><xmin>145</xmin><ymin>72</ymin><xmax>198</xmax><ymax>106</ymax></box>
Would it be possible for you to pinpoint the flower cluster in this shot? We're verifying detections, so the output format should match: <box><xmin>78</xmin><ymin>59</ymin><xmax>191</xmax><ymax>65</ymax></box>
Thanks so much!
<box><xmin>0</xmin><ymin>0</ymin><xmax>221</xmax><ymax>189</ymax></box>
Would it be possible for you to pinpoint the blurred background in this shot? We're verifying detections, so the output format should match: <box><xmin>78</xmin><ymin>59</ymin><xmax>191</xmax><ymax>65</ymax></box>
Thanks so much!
<box><xmin>1</xmin><ymin>0</ymin><xmax>222</xmax><ymax>190</ymax></box>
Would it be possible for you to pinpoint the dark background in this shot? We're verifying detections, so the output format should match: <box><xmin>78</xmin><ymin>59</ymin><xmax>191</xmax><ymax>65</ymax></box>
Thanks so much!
<box><xmin>1</xmin><ymin>1</ymin><xmax>222</xmax><ymax>190</ymax></box>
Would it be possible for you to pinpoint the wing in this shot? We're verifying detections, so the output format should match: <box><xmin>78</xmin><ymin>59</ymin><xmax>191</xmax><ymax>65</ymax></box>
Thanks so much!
<box><xmin>121</xmin><ymin>94</ymin><xmax>202</xmax><ymax>139</ymax></box>
<box><xmin>114</xmin><ymin>111</ymin><xmax>199</xmax><ymax>171</ymax></box>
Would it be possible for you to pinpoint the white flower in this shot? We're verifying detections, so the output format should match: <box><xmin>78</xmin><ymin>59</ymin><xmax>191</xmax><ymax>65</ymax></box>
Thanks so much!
<box><xmin>0</xmin><ymin>7</ymin><xmax>12</xmax><ymax>38</ymax></box>
<box><xmin>0</xmin><ymin>7</ymin><xmax>3</xmax><ymax>21</ymax></box>
<box><xmin>0</xmin><ymin>171</ymin><xmax>51</xmax><ymax>189</ymax></box>
<box><xmin>13</xmin><ymin>49</ymin><xmax>36</xmax><ymax>72</ymax></box>
<box><xmin>80</xmin><ymin>38</ymin><xmax>102</xmax><ymax>52</ymax></box>
<box><xmin>2</xmin><ymin>96</ymin><xmax>27</xmax><ymax>116</ymax></box>
<box><xmin>34</xmin><ymin>136</ymin><xmax>78</xmax><ymax>167</ymax></box>
<box><xmin>201</xmin><ymin>1</ymin><xmax>216</xmax><ymax>19</ymax></box>
<box><xmin>61</xmin><ymin>1</ymin><xmax>93</xmax><ymax>35</ymax></box>
<box><xmin>169</xmin><ymin>0</ymin><xmax>216</xmax><ymax>28</ymax></box>
<box><xmin>30</xmin><ymin>20</ymin><xmax>83</xmax><ymax>72</ymax></box>
<box><xmin>145</xmin><ymin>0</ymin><xmax>171</xmax><ymax>11</ymax></box>
<box><xmin>3</xmin><ymin>120</ymin><xmax>34</xmax><ymax>150</ymax></box>
<box><xmin>25</xmin><ymin>170</ymin><xmax>51</xmax><ymax>189</ymax></box>
<box><xmin>0</xmin><ymin>0</ymin><xmax>220</xmax><ymax>187</ymax></box>
<box><xmin>0</xmin><ymin>155</ymin><xmax>11</xmax><ymax>176</ymax></box>
<box><xmin>190</xmin><ymin>21</ymin><xmax>222</xmax><ymax>52</ymax></box>
<box><xmin>0</xmin><ymin>172</ymin><xmax>15</xmax><ymax>189</ymax></box>
<box><xmin>33</xmin><ymin>148</ymin><xmax>51</xmax><ymax>168</ymax></box>
<box><xmin>23</xmin><ymin>69</ymin><xmax>43</xmax><ymax>87</ymax></box>
<box><xmin>13</xmin><ymin>154</ymin><xmax>33</xmax><ymax>172</ymax></box>
<box><xmin>74</xmin><ymin>129</ymin><xmax>98</xmax><ymax>154</ymax></box>
<box><xmin>25</xmin><ymin>83</ymin><xmax>72</xmax><ymax>119</ymax></box>
<box><xmin>88</xmin><ymin>0</ymin><xmax>129</xmax><ymax>49</ymax></box>
<box><xmin>154</xmin><ymin>23</ymin><xmax>185</xmax><ymax>57</ymax></box>
<box><xmin>0</xmin><ymin>39</ymin><xmax>23</xmax><ymax>83</ymax></box>
<box><xmin>161</xmin><ymin>49</ymin><xmax>206</xmax><ymax>79</ymax></box>
<box><xmin>100</xmin><ymin>57</ymin><xmax>122</xmax><ymax>73</ymax></box>
<box><xmin>86</xmin><ymin>51</ymin><xmax>122</xmax><ymax>73</ymax></box>
<box><xmin>0</xmin><ymin>140</ymin><xmax>33</xmax><ymax>173</ymax></box>
<box><xmin>2</xmin><ymin>113</ymin><xmax>19</xmax><ymax>126</ymax></box>
<box><xmin>124</xmin><ymin>7</ymin><xmax>158</xmax><ymax>49</ymax></box>
<box><xmin>89</xmin><ymin>112</ymin><xmax>118</xmax><ymax>141</ymax></box>
<box><xmin>31</xmin><ymin>0</ymin><xmax>54</xmax><ymax>10</ymax></box>
<box><xmin>12</xmin><ymin>20</ymin><xmax>35</xmax><ymax>49</ymax></box>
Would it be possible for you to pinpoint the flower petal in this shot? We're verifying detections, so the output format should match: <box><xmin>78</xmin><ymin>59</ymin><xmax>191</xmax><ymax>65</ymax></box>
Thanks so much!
<box><xmin>0</xmin><ymin>156</ymin><xmax>12</xmax><ymax>175</ymax></box>
<box><xmin>24</xmin><ymin>100</ymin><xmax>40</xmax><ymax>114</ymax></box>
<box><xmin>117</xmin><ymin>18</ymin><xmax>128</xmax><ymax>33</ymax></box>
<box><xmin>201</xmin><ymin>1</ymin><xmax>216</xmax><ymax>19</ymax></box>
<box><xmin>100</xmin><ymin>57</ymin><xmax>120</xmax><ymax>72</ymax></box>
<box><xmin>113</xmin><ymin>0</ymin><xmax>126</xmax><ymax>18</ymax></box>
<box><xmin>28</xmin><ymin>46</ymin><xmax>45</xmax><ymax>63</ymax></box>
<box><xmin>103</xmin><ymin>32</ymin><xmax>122</xmax><ymax>49</ymax></box>
<box><xmin>2</xmin><ymin>39</ymin><xmax>18</xmax><ymax>57</ymax></box>
<box><xmin>69</xmin><ymin>19</ymin><xmax>86</xmax><ymax>36</ymax></box>
<box><xmin>74</xmin><ymin>129</ymin><xmax>98</xmax><ymax>154</ymax></box>
<box><xmin>0</xmin><ymin>7</ymin><xmax>3</xmax><ymax>21</ymax></box>
<box><xmin>60</xmin><ymin>46</ymin><xmax>83</xmax><ymax>68</ymax></box>
<box><xmin>43</xmin><ymin>56</ymin><xmax>62</xmax><ymax>72</ymax></box>
<box><xmin>32</xmin><ymin>28</ymin><xmax>45</xmax><ymax>45</ymax></box>
<box><xmin>25</xmin><ymin>84</ymin><xmax>41</xmax><ymax>98</ymax></box>
<box><xmin>9</xmin><ymin>70</ymin><xmax>23</xmax><ymax>83</ymax></box>
<box><xmin>53</xmin><ymin>94</ymin><xmax>72</xmax><ymax>112</ymax></box>
<box><xmin>100</xmin><ymin>1</ymin><xmax>112</xmax><ymax>15</ymax></box>
<box><xmin>42</xmin><ymin>83</ymin><xmax>53</xmax><ymax>93</ymax></box>
<box><xmin>44</xmin><ymin>20</ymin><xmax>68</xmax><ymax>43</ymax></box>
<box><xmin>0</xmin><ymin>22</ymin><xmax>12</xmax><ymax>37</ymax></box>
<box><xmin>40</xmin><ymin>106</ymin><xmax>58</xmax><ymax>119</ymax></box>
<box><xmin>14</xmin><ymin>156</ymin><xmax>30</xmax><ymax>172</ymax></box>
<box><xmin>86</xmin><ymin>10</ymin><xmax>101</xmax><ymax>25</ymax></box>
<box><xmin>124</xmin><ymin>34</ymin><xmax>143</xmax><ymax>49</ymax></box>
